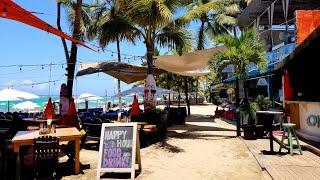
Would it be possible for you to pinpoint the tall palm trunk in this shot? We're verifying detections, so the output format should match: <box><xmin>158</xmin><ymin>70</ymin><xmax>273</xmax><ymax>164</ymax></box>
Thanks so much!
<box><xmin>146</xmin><ymin>42</ymin><xmax>153</xmax><ymax>74</ymax></box>
<box><xmin>184</xmin><ymin>77</ymin><xmax>190</xmax><ymax>116</ymax></box>
<box><xmin>196</xmin><ymin>79</ymin><xmax>199</xmax><ymax>104</ymax></box>
<box><xmin>195</xmin><ymin>19</ymin><xmax>205</xmax><ymax>105</ymax></box>
<box><xmin>116</xmin><ymin>37</ymin><xmax>122</xmax><ymax>109</ymax></box>
<box><xmin>67</xmin><ymin>0</ymin><xmax>82</xmax><ymax>99</ymax></box>
<box><xmin>235</xmin><ymin>76</ymin><xmax>241</xmax><ymax>136</ymax></box>
<box><xmin>57</xmin><ymin>2</ymin><xmax>69</xmax><ymax>62</ymax></box>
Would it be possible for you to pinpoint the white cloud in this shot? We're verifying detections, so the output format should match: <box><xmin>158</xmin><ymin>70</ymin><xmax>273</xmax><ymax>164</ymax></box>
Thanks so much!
<box><xmin>22</xmin><ymin>79</ymin><xmax>33</xmax><ymax>84</ymax></box>
<box><xmin>4</xmin><ymin>80</ymin><xmax>16</xmax><ymax>87</ymax></box>
<box><xmin>36</xmin><ymin>83</ymin><xmax>49</xmax><ymax>91</ymax></box>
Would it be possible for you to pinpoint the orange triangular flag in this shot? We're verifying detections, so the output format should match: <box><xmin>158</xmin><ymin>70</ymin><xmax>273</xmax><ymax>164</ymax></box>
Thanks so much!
<box><xmin>130</xmin><ymin>95</ymin><xmax>141</xmax><ymax>117</ymax></box>
<box><xmin>44</xmin><ymin>97</ymin><xmax>55</xmax><ymax>119</ymax></box>
<box><xmin>67</xmin><ymin>99</ymin><xmax>77</xmax><ymax>116</ymax></box>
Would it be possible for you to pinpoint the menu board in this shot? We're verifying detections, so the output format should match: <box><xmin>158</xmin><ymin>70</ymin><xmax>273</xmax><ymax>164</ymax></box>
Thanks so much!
<box><xmin>97</xmin><ymin>123</ymin><xmax>141</xmax><ymax>179</ymax></box>
<box><xmin>101</xmin><ymin>126</ymin><xmax>133</xmax><ymax>168</ymax></box>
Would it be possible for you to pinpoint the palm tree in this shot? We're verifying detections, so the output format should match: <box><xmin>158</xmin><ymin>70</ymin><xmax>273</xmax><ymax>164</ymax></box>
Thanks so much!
<box><xmin>209</xmin><ymin>28</ymin><xmax>267</xmax><ymax>107</ymax></box>
<box><xmin>116</xmin><ymin>0</ymin><xmax>197</xmax><ymax>75</ymax></box>
<box><xmin>210</xmin><ymin>28</ymin><xmax>266</xmax><ymax>136</ymax></box>
<box><xmin>180</xmin><ymin>0</ymin><xmax>239</xmax><ymax>105</ymax></box>
<box><xmin>56</xmin><ymin>0</ymin><xmax>92</xmax><ymax>99</ymax></box>
<box><xmin>87</xmin><ymin>0</ymin><xmax>141</xmax><ymax>109</ymax></box>
<box><xmin>183</xmin><ymin>0</ymin><xmax>239</xmax><ymax>50</ymax></box>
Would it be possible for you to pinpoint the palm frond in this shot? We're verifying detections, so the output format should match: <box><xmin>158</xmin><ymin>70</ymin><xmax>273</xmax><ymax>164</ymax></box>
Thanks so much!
<box><xmin>210</xmin><ymin>28</ymin><xmax>267</xmax><ymax>79</ymax></box>
<box><xmin>176</xmin><ymin>0</ymin><xmax>223</xmax><ymax>26</ymax></box>
<box><xmin>156</xmin><ymin>27</ymin><xmax>194</xmax><ymax>54</ymax></box>
<box><xmin>196</xmin><ymin>24</ymin><xmax>206</xmax><ymax>50</ymax></box>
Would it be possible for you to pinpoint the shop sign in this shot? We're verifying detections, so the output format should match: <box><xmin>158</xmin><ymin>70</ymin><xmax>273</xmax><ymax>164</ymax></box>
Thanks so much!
<box><xmin>306</xmin><ymin>114</ymin><xmax>320</xmax><ymax>128</ymax></box>
<box><xmin>257</xmin><ymin>78</ymin><xmax>268</xmax><ymax>86</ymax></box>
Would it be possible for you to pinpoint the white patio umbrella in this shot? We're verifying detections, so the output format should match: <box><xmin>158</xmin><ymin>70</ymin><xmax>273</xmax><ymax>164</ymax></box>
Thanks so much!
<box><xmin>13</xmin><ymin>101</ymin><xmax>40</xmax><ymax>111</ymax></box>
<box><xmin>76</xmin><ymin>93</ymin><xmax>102</xmax><ymax>101</ymax></box>
<box><xmin>0</xmin><ymin>88</ymin><xmax>39</xmax><ymax>112</ymax></box>
<box><xmin>75</xmin><ymin>93</ymin><xmax>102</xmax><ymax>109</ymax></box>
<box><xmin>113</xmin><ymin>86</ymin><xmax>178</xmax><ymax>97</ymax></box>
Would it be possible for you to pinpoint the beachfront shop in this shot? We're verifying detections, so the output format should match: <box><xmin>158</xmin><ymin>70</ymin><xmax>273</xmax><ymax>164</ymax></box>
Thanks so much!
<box><xmin>275</xmin><ymin>11</ymin><xmax>320</xmax><ymax>142</ymax></box>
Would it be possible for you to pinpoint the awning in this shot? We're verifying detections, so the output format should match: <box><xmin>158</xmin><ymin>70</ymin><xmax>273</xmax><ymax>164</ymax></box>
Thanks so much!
<box><xmin>274</xmin><ymin>25</ymin><xmax>320</xmax><ymax>91</ymax></box>
<box><xmin>153</xmin><ymin>46</ymin><xmax>227</xmax><ymax>76</ymax></box>
<box><xmin>76</xmin><ymin>62</ymin><xmax>165</xmax><ymax>84</ymax></box>
<box><xmin>0</xmin><ymin>0</ymin><xmax>94</xmax><ymax>51</ymax></box>
<box><xmin>223</xmin><ymin>63</ymin><xmax>276</xmax><ymax>83</ymax></box>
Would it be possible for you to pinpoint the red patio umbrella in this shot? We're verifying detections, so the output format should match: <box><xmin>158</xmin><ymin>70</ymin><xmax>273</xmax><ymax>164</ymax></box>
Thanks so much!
<box><xmin>67</xmin><ymin>99</ymin><xmax>77</xmax><ymax>116</ymax></box>
<box><xmin>0</xmin><ymin>0</ymin><xmax>94</xmax><ymax>51</ymax></box>
<box><xmin>44</xmin><ymin>97</ymin><xmax>54</xmax><ymax>119</ymax></box>
<box><xmin>130</xmin><ymin>95</ymin><xmax>141</xmax><ymax>117</ymax></box>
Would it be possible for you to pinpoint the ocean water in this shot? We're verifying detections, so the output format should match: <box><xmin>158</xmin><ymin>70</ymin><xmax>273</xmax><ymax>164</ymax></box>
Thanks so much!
<box><xmin>0</xmin><ymin>95</ymin><xmax>134</xmax><ymax>112</ymax></box>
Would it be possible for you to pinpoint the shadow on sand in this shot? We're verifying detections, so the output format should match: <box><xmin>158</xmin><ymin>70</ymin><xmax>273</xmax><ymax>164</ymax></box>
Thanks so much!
<box><xmin>148</xmin><ymin>114</ymin><xmax>237</xmax><ymax>154</ymax></box>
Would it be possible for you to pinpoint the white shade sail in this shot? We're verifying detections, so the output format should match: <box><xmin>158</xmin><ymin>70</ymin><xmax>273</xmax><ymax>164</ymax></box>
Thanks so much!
<box><xmin>13</xmin><ymin>101</ymin><xmax>40</xmax><ymax>110</ymax></box>
<box><xmin>76</xmin><ymin>62</ymin><xmax>165</xmax><ymax>84</ymax></box>
<box><xmin>153</xmin><ymin>46</ymin><xmax>227</xmax><ymax>76</ymax></box>
<box><xmin>0</xmin><ymin>88</ymin><xmax>39</xmax><ymax>101</ymax></box>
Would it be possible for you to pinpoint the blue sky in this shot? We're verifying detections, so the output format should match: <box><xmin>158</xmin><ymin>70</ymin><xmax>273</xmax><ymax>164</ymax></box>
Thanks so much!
<box><xmin>0</xmin><ymin>0</ymin><xmax>198</xmax><ymax>97</ymax></box>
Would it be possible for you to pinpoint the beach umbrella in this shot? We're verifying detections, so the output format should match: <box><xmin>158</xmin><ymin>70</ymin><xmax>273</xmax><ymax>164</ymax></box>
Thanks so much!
<box><xmin>75</xmin><ymin>93</ymin><xmax>102</xmax><ymax>109</ymax></box>
<box><xmin>76</xmin><ymin>93</ymin><xmax>102</xmax><ymax>101</ymax></box>
<box><xmin>113</xmin><ymin>86</ymin><xmax>178</xmax><ymax>97</ymax></box>
<box><xmin>12</xmin><ymin>101</ymin><xmax>40</xmax><ymax>111</ymax></box>
<box><xmin>0</xmin><ymin>88</ymin><xmax>39</xmax><ymax>112</ymax></box>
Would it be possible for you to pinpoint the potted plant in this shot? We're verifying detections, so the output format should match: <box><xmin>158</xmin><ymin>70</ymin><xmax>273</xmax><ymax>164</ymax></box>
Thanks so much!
<box><xmin>140</xmin><ymin>108</ymin><xmax>168</xmax><ymax>138</ymax></box>
<box><xmin>255</xmin><ymin>95</ymin><xmax>272</xmax><ymax>138</ymax></box>
<box><xmin>238</xmin><ymin>100</ymin><xmax>259</xmax><ymax>140</ymax></box>
<box><xmin>255</xmin><ymin>95</ymin><xmax>272</xmax><ymax>110</ymax></box>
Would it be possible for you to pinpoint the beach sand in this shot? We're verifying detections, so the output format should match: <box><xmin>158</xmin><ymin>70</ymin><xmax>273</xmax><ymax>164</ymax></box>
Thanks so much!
<box><xmin>60</xmin><ymin>104</ymin><xmax>271</xmax><ymax>180</ymax></box>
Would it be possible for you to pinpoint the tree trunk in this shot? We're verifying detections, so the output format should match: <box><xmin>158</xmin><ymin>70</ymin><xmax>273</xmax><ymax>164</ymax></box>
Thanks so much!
<box><xmin>57</xmin><ymin>2</ymin><xmax>69</xmax><ymax>62</ymax></box>
<box><xmin>197</xmin><ymin>20</ymin><xmax>205</xmax><ymax>50</ymax></box>
<box><xmin>116</xmin><ymin>37</ymin><xmax>122</xmax><ymax>110</ymax></box>
<box><xmin>184</xmin><ymin>77</ymin><xmax>190</xmax><ymax>116</ymax></box>
<box><xmin>178</xmin><ymin>87</ymin><xmax>181</xmax><ymax>108</ymax></box>
<box><xmin>67</xmin><ymin>0</ymin><xmax>82</xmax><ymax>100</ymax></box>
<box><xmin>146</xmin><ymin>43</ymin><xmax>153</xmax><ymax>74</ymax></box>
<box><xmin>195</xmin><ymin>78</ymin><xmax>198</xmax><ymax>104</ymax></box>
<box><xmin>235</xmin><ymin>77</ymin><xmax>241</xmax><ymax>136</ymax></box>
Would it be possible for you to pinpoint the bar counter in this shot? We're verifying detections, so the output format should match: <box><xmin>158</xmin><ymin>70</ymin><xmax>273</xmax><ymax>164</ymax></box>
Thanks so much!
<box><xmin>286</xmin><ymin>101</ymin><xmax>320</xmax><ymax>142</ymax></box>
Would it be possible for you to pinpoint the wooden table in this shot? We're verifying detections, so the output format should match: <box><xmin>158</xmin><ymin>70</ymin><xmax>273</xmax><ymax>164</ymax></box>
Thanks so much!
<box><xmin>256</xmin><ymin>111</ymin><xmax>283</xmax><ymax>155</ymax></box>
<box><xmin>22</xmin><ymin>118</ymin><xmax>58</xmax><ymax>123</ymax></box>
<box><xmin>11</xmin><ymin>127</ymin><xmax>83</xmax><ymax>180</ymax></box>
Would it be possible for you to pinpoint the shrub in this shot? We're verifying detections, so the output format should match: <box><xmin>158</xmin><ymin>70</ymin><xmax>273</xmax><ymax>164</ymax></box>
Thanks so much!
<box><xmin>140</xmin><ymin>108</ymin><xmax>168</xmax><ymax>138</ymax></box>
<box><xmin>255</xmin><ymin>95</ymin><xmax>272</xmax><ymax>110</ymax></box>
<box><xmin>238</xmin><ymin>101</ymin><xmax>259</xmax><ymax>125</ymax></box>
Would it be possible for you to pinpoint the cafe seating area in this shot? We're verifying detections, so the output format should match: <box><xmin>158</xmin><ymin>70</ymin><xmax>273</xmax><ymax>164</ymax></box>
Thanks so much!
<box><xmin>0</xmin><ymin>102</ymin><xmax>187</xmax><ymax>179</ymax></box>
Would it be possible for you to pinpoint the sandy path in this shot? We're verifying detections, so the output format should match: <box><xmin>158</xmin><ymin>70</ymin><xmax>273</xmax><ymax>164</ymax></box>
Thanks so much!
<box><xmin>62</xmin><ymin>105</ymin><xmax>271</xmax><ymax>180</ymax></box>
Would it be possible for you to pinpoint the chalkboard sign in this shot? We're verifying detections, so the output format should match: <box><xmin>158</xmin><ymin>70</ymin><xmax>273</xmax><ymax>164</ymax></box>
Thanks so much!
<box><xmin>97</xmin><ymin>123</ymin><xmax>141</xmax><ymax>179</ymax></box>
